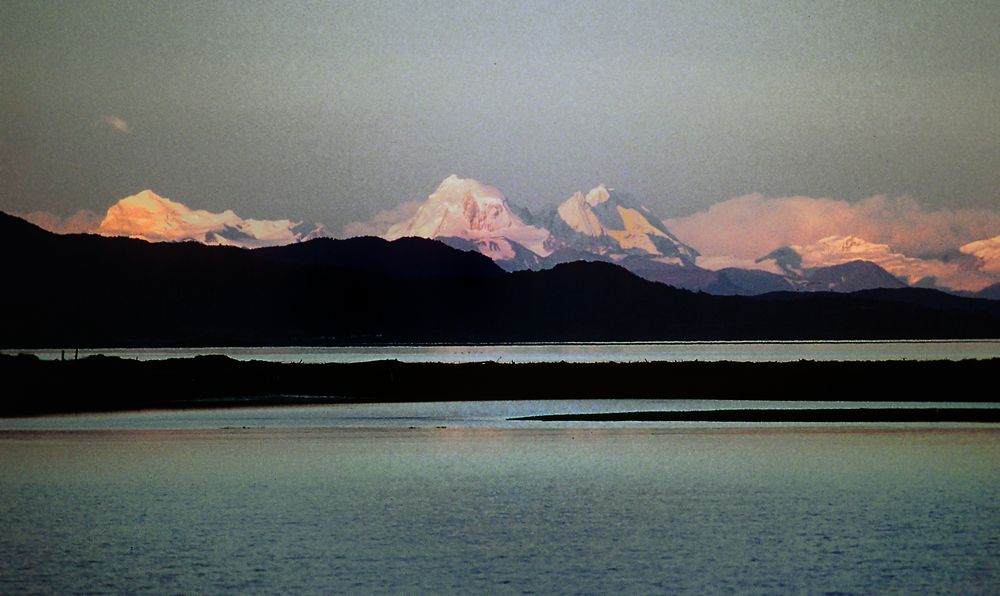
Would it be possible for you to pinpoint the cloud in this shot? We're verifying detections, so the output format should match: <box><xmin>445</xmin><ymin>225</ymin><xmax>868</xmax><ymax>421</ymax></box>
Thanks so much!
<box><xmin>341</xmin><ymin>200</ymin><xmax>422</xmax><ymax>238</ymax></box>
<box><xmin>694</xmin><ymin>255</ymin><xmax>785</xmax><ymax>275</ymax></box>
<box><xmin>664</xmin><ymin>194</ymin><xmax>1000</xmax><ymax>261</ymax></box>
<box><xmin>102</xmin><ymin>115</ymin><xmax>130</xmax><ymax>134</ymax></box>
<box><xmin>664</xmin><ymin>194</ymin><xmax>1000</xmax><ymax>291</ymax></box>
<box><xmin>20</xmin><ymin>210</ymin><xmax>103</xmax><ymax>234</ymax></box>
<box><xmin>961</xmin><ymin>235</ymin><xmax>1000</xmax><ymax>276</ymax></box>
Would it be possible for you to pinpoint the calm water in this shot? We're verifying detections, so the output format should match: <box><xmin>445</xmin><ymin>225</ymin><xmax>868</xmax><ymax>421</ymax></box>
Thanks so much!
<box><xmin>3</xmin><ymin>400</ymin><xmax>1000</xmax><ymax>431</ymax></box>
<box><xmin>7</xmin><ymin>339</ymin><xmax>1000</xmax><ymax>363</ymax></box>
<box><xmin>2</xmin><ymin>405</ymin><xmax>999</xmax><ymax>593</ymax></box>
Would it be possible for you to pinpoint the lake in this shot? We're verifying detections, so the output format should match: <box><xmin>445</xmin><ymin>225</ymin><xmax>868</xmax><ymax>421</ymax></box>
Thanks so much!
<box><xmin>2</xmin><ymin>404</ymin><xmax>998</xmax><ymax>593</ymax></box>
<box><xmin>6</xmin><ymin>339</ymin><xmax>1000</xmax><ymax>363</ymax></box>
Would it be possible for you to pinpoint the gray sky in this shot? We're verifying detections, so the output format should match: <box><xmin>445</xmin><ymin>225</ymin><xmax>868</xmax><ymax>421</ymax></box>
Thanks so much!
<box><xmin>3</xmin><ymin>0</ymin><xmax>999</xmax><ymax>228</ymax></box>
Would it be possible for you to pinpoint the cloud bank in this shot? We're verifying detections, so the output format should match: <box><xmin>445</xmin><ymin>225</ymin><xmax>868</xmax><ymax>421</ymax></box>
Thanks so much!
<box><xmin>341</xmin><ymin>201</ymin><xmax>422</xmax><ymax>238</ymax></box>
<box><xmin>758</xmin><ymin>235</ymin><xmax>994</xmax><ymax>292</ymax></box>
<box><xmin>961</xmin><ymin>235</ymin><xmax>1000</xmax><ymax>276</ymax></box>
<box><xmin>664</xmin><ymin>194</ymin><xmax>1000</xmax><ymax>291</ymax></box>
<box><xmin>665</xmin><ymin>194</ymin><xmax>1000</xmax><ymax>260</ymax></box>
<box><xmin>20</xmin><ymin>210</ymin><xmax>104</xmax><ymax>234</ymax></box>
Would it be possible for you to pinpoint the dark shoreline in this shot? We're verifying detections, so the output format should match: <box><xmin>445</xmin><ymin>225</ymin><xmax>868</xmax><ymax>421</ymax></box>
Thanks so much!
<box><xmin>512</xmin><ymin>408</ymin><xmax>1000</xmax><ymax>423</ymax></box>
<box><xmin>2</xmin><ymin>354</ymin><xmax>999</xmax><ymax>417</ymax></box>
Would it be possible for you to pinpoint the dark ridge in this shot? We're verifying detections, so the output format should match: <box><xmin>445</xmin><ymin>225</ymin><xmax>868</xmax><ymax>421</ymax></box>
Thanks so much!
<box><xmin>253</xmin><ymin>235</ymin><xmax>504</xmax><ymax>278</ymax></box>
<box><xmin>3</xmin><ymin>210</ymin><xmax>1000</xmax><ymax>347</ymax></box>
<box><xmin>1</xmin><ymin>354</ymin><xmax>998</xmax><ymax>417</ymax></box>
<box><xmin>711</xmin><ymin>267</ymin><xmax>794</xmax><ymax>295</ymax></box>
<box><xmin>0</xmin><ymin>210</ymin><xmax>58</xmax><ymax>243</ymax></box>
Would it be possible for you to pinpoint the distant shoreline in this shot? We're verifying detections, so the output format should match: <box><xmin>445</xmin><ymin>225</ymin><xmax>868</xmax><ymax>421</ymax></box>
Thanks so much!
<box><xmin>3</xmin><ymin>353</ymin><xmax>999</xmax><ymax>417</ymax></box>
<box><xmin>512</xmin><ymin>409</ymin><xmax>1000</xmax><ymax>423</ymax></box>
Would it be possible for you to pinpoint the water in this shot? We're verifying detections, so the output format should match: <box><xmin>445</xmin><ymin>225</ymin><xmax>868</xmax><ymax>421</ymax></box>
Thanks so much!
<box><xmin>6</xmin><ymin>339</ymin><xmax>1000</xmax><ymax>363</ymax></box>
<box><xmin>2</xmin><ymin>406</ymin><xmax>999</xmax><ymax>593</ymax></box>
<box><xmin>2</xmin><ymin>400</ymin><xmax>999</xmax><ymax>431</ymax></box>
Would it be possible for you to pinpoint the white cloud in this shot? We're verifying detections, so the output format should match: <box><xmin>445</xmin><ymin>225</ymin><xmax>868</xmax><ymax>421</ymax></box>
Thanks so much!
<box><xmin>695</xmin><ymin>255</ymin><xmax>785</xmax><ymax>275</ymax></box>
<box><xmin>341</xmin><ymin>201</ymin><xmax>422</xmax><ymax>238</ymax></box>
<box><xmin>102</xmin><ymin>115</ymin><xmax>130</xmax><ymax>134</ymax></box>
<box><xmin>961</xmin><ymin>235</ymin><xmax>1000</xmax><ymax>276</ymax></box>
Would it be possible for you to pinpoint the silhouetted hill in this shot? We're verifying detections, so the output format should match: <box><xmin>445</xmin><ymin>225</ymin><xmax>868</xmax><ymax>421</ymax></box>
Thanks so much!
<box><xmin>2</xmin><ymin>210</ymin><xmax>57</xmax><ymax>243</ymax></box>
<box><xmin>2</xmin><ymin>211</ymin><xmax>1000</xmax><ymax>346</ymax></box>
<box><xmin>254</xmin><ymin>236</ymin><xmax>504</xmax><ymax>278</ymax></box>
<box><xmin>802</xmin><ymin>260</ymin><xmax>907</xmax><ymax>292</ymax></box>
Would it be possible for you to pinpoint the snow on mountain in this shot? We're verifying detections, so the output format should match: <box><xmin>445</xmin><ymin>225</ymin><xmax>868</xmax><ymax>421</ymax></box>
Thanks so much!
<box><xmin>97</xmin><ymin>189</ymin><xmax>327</xmax><ymax>248</ymax></box>
<box><xmin>358</xmin><ymin>177</ymin><xmax>1000</xmax><ymax>294</ymax></box>
<box><xmin>549</xmin><ymin>185</ymin><xmax>698</xmax><ymax>265</ymax></box>
<box><xmin>383</xmin><ymin>175</ymin><xmax>552</xmax><ymax>262</ymax></box>
<box><xmin>556</xmin><ymin>186</ymin><xmax>611</xmax><ymax>237</ymax></box>
<box><xmin>377</xmin><ymin>178</ymin><xmax>705</xmax><ymax>280</ymax></box>
<box><xmin>758</xmin><ymin>235</ymin><xmax>995</xmax><ymax>292</ymax></box>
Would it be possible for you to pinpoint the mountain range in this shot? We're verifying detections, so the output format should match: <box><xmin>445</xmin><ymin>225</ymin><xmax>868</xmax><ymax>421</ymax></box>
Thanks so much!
<box><xmin>376</xmin><ymin>176</ymin><xmax>967</xmax><ymax>295</ymax></box>
<box><xmin>21</xmin><ymin>179</ymin><xmax>1000</xmax><ymax>296</ymax></box>
<box><xmin>3</xmin><ymin>210</ymin><xmax>999</xmax><ymax>347</ymax></box>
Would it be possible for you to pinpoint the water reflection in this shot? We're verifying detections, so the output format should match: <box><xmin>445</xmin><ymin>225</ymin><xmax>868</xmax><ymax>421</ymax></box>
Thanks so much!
<box><xmin>1</xmin><ymin>426</ymin><xmax>997</xmax><ymax>593</ymax></box>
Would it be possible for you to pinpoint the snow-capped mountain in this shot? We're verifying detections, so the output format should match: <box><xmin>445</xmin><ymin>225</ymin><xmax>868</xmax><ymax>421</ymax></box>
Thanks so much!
<box><xmin>384</xmin><ymin>175</ymin><xmax>551</xmax><ymax>265</ymax></box>
<box><xmin>546</xmin><ymin>185</ymin><xmax>699</xmax><ymax>266</ymax></box>
<box><xmin>373</xmin><ymin>177</ymin><xmax>1000</xmax><ymax>294</ymax></box>
<box><xmin>757</xmin><ymin>236</ymin><xmax>905</xmax><ymax>277</ymax></box>
<box><xmin>755</xmin><ymin>236</ymin><xmax>917</xmax><ymax>292</ymax></box>
<box><xmin>802</xmin><ymin>261</ymin><xmax>907</xmax><ymax>292</ymax></box>
<box><xmin>381</xmin><ymin>176</ymin><xmax>701</xmax><ymax>277</ymax></box>
<box><xmin>97</xmin><ymin>189</ymin><xmax>327</xmax><ymax>248</ymax></box>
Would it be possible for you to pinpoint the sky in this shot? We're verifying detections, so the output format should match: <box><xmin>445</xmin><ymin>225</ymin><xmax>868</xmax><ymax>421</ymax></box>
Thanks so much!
<box><xmin>2</xmin><ymin>1</ymin><xmax>999</xmax><ymax>251</ymax></box>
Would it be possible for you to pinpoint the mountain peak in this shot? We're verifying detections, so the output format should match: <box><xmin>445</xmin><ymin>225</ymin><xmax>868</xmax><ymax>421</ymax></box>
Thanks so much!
<box><xmin>114</xmin><ymin>189</ymin><xmax>174</xmax><ymax>211</ymax></box>
<box><xmin>97</xmin><ymin>190</ymin><xmax>324</xmax><ymax>248</ymax></box>
<box><xmin>552</xmin><ymin>186</ymin><xmax>698</xmax><ymax>264</ymax></box>
<box><xmin>383</xmin><ymin>176</ymin><xmax>552</xmax><ymax>261</ymax></box>
<box><xmin>557</xmin><ymin>191</ymin><xmax>607</xmax><ymax>238</ymax></box>
<box><xmin>126</xmin><ymin>188</ymin><xmax>159</xmax><ymax>202</ymax></box>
